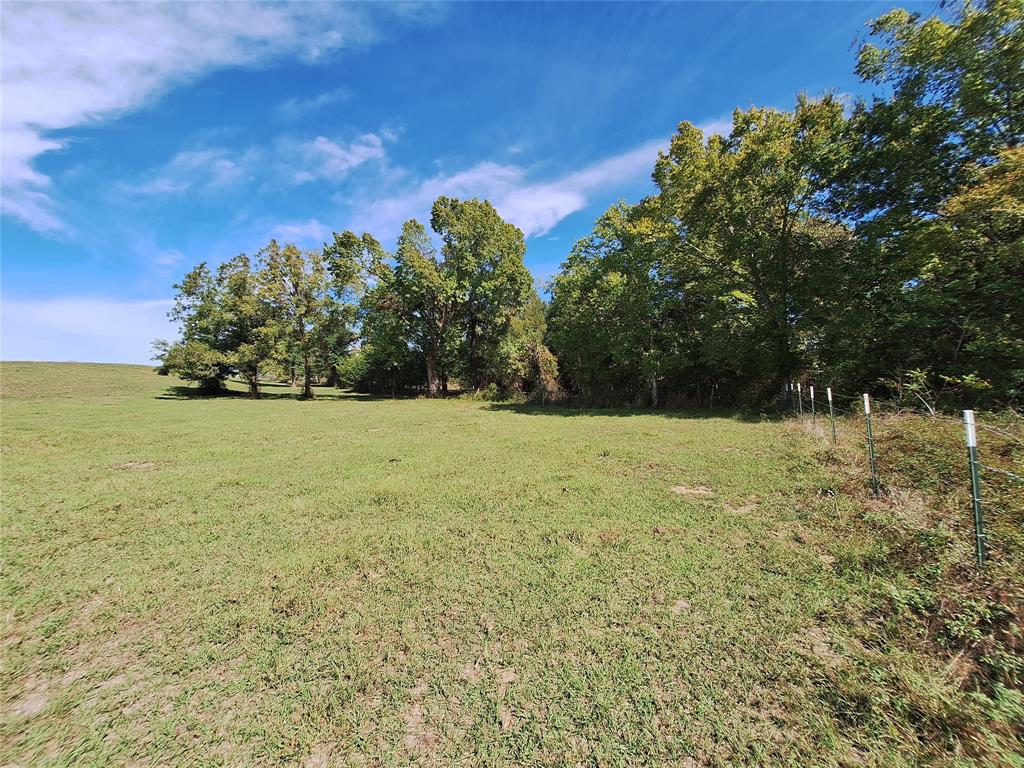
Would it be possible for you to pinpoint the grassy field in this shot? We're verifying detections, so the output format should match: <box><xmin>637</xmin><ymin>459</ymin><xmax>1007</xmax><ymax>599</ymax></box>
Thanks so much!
<box><xmin>0</xmin><ymin>363</ymin><xmax>1016</xmax><ymax>766</ymax></box>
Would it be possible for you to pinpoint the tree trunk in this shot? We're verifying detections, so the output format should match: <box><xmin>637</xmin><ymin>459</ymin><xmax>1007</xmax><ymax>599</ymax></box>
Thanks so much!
<box><xmin>248</xmin><ymin>367</ymin><xmax>260</xmax><ymax>399</ymax></box>
<box><xmin>301</xmin><ymin>352</ymin><xmax>314</xmax><ymax>399</ymax></box>
<box><xmin>466</xmin><ymin>311</ymin><xmax>478</xmax><ymax>390</ymax></box>
<box><xmin>650</xmin><ymin>374</ymin><xmax>658</xmax><ymax>408</ymax></box>
<box><xmin>425</xmin><ymin>350</ymin><xmax>440</xmax><ymax>397</ymax></box>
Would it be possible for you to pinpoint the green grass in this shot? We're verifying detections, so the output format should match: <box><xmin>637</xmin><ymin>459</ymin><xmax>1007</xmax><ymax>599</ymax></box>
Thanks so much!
<box><xmin>0</xmin><ymin>363</ymin><xmax>1016</xmax><ymax>766</ymax></box>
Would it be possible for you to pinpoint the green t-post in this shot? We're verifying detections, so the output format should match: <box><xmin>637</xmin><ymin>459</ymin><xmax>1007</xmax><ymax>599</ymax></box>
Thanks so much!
<box><xmin>863</xmin><ymin>394</ymin><xmax>879</xmax><ymax>496</ymax></box>
<box><xmin>827</xmin><ymin>387</ymin><xmax>836</xmax><ymax>443</ymax></box>
<box><xmin>963</xmin><ymin>410</ymin><xmax>986</xmax><ymax>566</ymax></box>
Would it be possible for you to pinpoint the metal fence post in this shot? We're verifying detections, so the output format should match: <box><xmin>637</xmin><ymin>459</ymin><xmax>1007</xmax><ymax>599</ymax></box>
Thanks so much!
<box><xmin>810</xmin><ymin>385</ymin><xmax>816</xmax><ymax>427</ymax></box>
<box><xmin>963</xmin><ymin>410</ymin><xmax>986</xmax><ymax>566</ymax></box>
<box><xmin>827</xmin><ymin>387</ymin><xmax>836</xmax><ymax>443</ymax></box>
<box><xmin>863</xmin><ymin>394</ymin><xmax>880</xmax><ymax>496</ymax></box>
<box><xmin>797</xmin><ymin>383</ymin><xmax>803</xmax><ymax>417</ymax></box>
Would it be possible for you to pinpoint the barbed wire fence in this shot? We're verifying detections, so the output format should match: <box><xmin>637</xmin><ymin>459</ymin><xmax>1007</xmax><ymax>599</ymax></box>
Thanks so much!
<box><xmin>782</xmin><ymin>382</ymin><xmax>1024</xmax><ymax>566</ymax></box>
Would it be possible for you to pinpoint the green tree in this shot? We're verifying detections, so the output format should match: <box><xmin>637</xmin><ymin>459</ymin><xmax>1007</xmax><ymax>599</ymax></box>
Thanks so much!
<box><xmin>857</xmin><ymin>0</ymin><xmax>1022</xmax><ymax>159</ymax></box>
<box><xmin>329</xmin><ymin>230</ymin><xmax>427</xmax><ymax>396</ymax></box>
<box><xmin>652</xmin><ymin>96</ymin><xmax>849</xmax><ymax>400</ymax></box>
<box><xmin>156</xmin><ymin>262</ymin><xmax>227</xmax><ymax>392</ymax></box>
<box><xmin>315</xmin><ymin>231</ymin><xmax>373</xmax><ymax>386</ymax></box>
<box><xmin>429</xmin><ymin>196</ymin><xmax>532</xmax><ymax>390</ymax></box>
<box><xmin>217</xmin><ymin>255</ymin><xmax>278</xmax><ymax>397</ymax></box>
<box><xmin>548</xmin><ymin>202</ymin><xmax>680</xmax><ymax>405</ymax></box>
<box><xmin>498</xmin><ymin>289</ymin><xmax>561</xmax><ymax>402</ymax></box>
<box><xmin>259</xmin><ymin>240</ymin><xmax>331</xmax><ymax>399</ymax></box>
<box><xmin>907</xmin><ymin>147</ymin><xmax>1024</xmax><ymax>400</ymax></box>
<box><xmin>828</xmin><ymin>0</ymin><xmax>1024</xmax><ymax>401</ymax></box>
<box><xmin>384</xmin><ymin>220</ymin><xmax>459</xmax><ymax>397</ymax></box>
<box><xmin>155</xmin><ymin>257</ymin><xmax>277</xmax><ymax>396</ymax></box>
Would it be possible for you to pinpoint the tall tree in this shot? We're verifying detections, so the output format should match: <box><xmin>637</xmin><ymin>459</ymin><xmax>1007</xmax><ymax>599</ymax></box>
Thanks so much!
<box><xmin>429</xmin><ymin>196</ymin><xmax>531</xmax><ymax>390</ymax></box>
<box><xmin>315</xmin><ymin>231</ymin><xmax>373</xmax><ymax>386</ymax></box>
<box><xmin>156</xmin><ymin>262</ymin><xmax>226</xmax><ymax>392</ymax></box>
<box><xmin>652</xmin><ymin>96</ymin><xmax>849</xmax><ymax>398</ymax></box>
<box><xmin>260</xmin><ymin>240</ymin><xmax>331</xmax><ymax>399</ymax></box>
<box><xmin>498</xmin><ymin>289</ymin><xmax>562</xmax><ymax>402</ymax></box>
<box><xmin>379</xmin><ymin>220</ymin><xmax>460</xmax><ymax>397</ymax></box>
<box><xmin>828</xmin><ymin>0</ymin><xmax>1024</xmax><ymax>401</ymax></box>
<box><xmin>548</xmin><ymin>202</ymin><xmax>680</xmax><ymax>405</ymax></box>
<box><xmin>155</xmin><ymin>256</ymin><xmax>277</xmax><ymax>396</ymax></box>
<box><xmin>217</xmin><ymin>254</ymin><xmax>278</xmax><ymax>397</ymax></box>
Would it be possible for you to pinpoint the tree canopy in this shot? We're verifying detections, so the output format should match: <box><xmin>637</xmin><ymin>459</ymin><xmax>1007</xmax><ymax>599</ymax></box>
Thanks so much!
<box><xmin>157</xmin><ymin>197</ymin><xmax>550</xmax><ymax>400</ymax></box>
<box><xmin>548</xmin><ymin>0</ymin><xmax>1023</xmax><ymax>408</ymax></box>
<box><xmin>158</xmin><ymin>1</ymin><xmax>1022</xmax><ymax>408</ymax></box>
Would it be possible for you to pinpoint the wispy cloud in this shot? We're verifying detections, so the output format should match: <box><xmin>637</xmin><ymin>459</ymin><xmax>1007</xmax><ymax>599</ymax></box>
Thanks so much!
<box><xmin>697</xmin><ymin>115</ymin><xmax>734</xmax><ymax>139</ymax></box>
<box><xmin>124</xmin><ymin>132</ymin><xmax>390</xmax><ymax>196</ymax></box>
<box><xmin>128</xmin><ymin>149</ymin><xmax>248</xmax><ymax>196</ymax></box>
<box><xmin>1</xmin><ymin>297</ymin><xmax>176</xmax><ymax>365</ymax></box>
<box><xmin>291</xmin><ymin>134</ymin><xmax>388</xmax><ymax>185</ymax></box>
<box><xmin>277</xmin><ymin>87</ymin><xmax>353</xmax><ymax>121</ymax></box>
<box><xmin>0</xmin><ymin>3</ymin><xmax>430</xmax><ymax>233</ymax></box>
<box><xmin>268</xmin><ymin>218</ymin><xmax>331</xmax><ymax>247</ymax></box>
<box><xmin>350</xmin><ymin>138</ymin><xmax>665</xmax><ymax>240</ymax></box>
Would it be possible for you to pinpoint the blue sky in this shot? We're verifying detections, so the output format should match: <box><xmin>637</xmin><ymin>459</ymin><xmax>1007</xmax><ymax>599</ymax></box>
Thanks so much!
<box><xmin>1</xmin><ymin>1</ymin><xmax>910</xmax><ymax>364</ymax></box>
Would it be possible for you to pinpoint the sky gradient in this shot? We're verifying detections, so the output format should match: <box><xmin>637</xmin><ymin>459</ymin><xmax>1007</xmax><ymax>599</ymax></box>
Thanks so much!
<box><xmin>1</xmin><ymin>1</ymin><xmax>909</xmax><ymax>364</ymax></box>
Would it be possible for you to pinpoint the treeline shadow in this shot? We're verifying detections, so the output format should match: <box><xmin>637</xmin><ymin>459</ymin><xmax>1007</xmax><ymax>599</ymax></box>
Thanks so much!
<box><xmin>485</xmin><ymin>402</ymin><xmax>785</xmax><ymax>423</ymax></box>
<box><xmin>156</xmin><ymin>382</ymin><xmax>384</xmax><ymax>402</ymax></box>
<box><xmin>155</xmin><ymin>383</ymin><xmax>786</xmax><ymax>422</ymax></box>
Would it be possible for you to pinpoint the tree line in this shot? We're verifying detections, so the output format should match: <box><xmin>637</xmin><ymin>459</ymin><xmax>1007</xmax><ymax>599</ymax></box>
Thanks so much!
<box><xmin>156</xmin><ymin>196</ymin><xmax>560</xmax><ymax>401</ymax></box>
<box><xmin>158</xmin><ymin>1</ymin><xmax>1023</xmax><ymax>407</ymax></box>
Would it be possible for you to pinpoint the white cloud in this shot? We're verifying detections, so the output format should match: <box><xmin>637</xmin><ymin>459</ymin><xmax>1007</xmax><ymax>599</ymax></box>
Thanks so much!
<box><xmin>292</xmin><ymin>134</ymin><xmax>387</xmax><ymax>184</ymax></box>
<box><xmin>697</xmin><ymin>116</ymin><xmax>734</xmax><ymax>139</ymax></box>
<box><xmin>351</xmin><ymin>138</ymin><xmax>665</xmax><ymax>240</ymax></box>
<box><xmin>128</xmin><ymin>149</ymin><xmax>248</xmax><ymax>196</ymax></box>
<box><xmin>1</xmin><ymin>297</ymin><xmax>177</xmax><ymax>365</ymax></box>
<box><xmin>277</xmin><ymin>87</ymin><xmax>352</xmax><ymax>121</ymax></box>
<box><xmin>269</xmin><ymin>218</ymin><xmax>331</xmax><ymax>246</ymax></box>
<box><xmin>0</xmin><ymin>2</ymin><xmax>417</xmax><ymax>232</ymax></box>
<box><xmin>124</xmin><ymin>132</ymin><xmax>389</xmax><ymax>195</ymax></box>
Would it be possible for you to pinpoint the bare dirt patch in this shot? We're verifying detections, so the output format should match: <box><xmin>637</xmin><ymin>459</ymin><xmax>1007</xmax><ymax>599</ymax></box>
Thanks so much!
<box><xmin>671</xmin><ymin>485</ymin><xmax>713</xmax><ymax>496</ymax></box>
<box><xmin>495</xmin><ymin>667</ymin><xmax>517</xmax><ymax>696</ymax></box>
<box><xmin>459</xmin><ymin>662</ymin><xmax>482</xmax><ymax>683</ymax></box>
<box><xmin>112</xmin><ymin>461</ymin><xmax>156</xmax><ymax>471</ymax></box>
<box><xmin>302</xmin><ymin>742</ymin><xmax>333</xmax><ymax>768</ymax></box>
<box><xmin>498</xmin><ymin>705</ymin><xmax>516</xmax><ymax>732</ymax></box>
<box><xmin>724</xmin><ymin>502</ymin><xmax>757</xmax><ymax>515</ymax></box>
<box><xmin>10</xmin><ymin>676</ymin><xmax>48</xmax><ymax>718</ymax></box>
<box><xmin>799</xmin><ymin>627</ymin><xmax>843</xmax><ymax>669</ymax></box>
<box><xmin>402</xmin><ymin>702</ymin><xmax>438</xmax><ymax>754</ymax></box>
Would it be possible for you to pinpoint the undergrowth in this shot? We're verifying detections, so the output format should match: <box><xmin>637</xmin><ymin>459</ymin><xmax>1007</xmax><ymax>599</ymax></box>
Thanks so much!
<box><xmin>799</xmin><ymin>411</ymin><xmax>1024</xmax><ymax>766</ymax></box>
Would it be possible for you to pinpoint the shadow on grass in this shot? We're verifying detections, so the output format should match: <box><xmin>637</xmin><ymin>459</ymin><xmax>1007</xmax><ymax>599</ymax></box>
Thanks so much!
<box><xmin>156</xmin><ymin>382</ymin><xmax>385</xmax><ymax>402</ymax></box>
<box><xmin>485</xmin><ymin>402</ymin><xmax>784</xmax><ymax>423</ymax></box>
<box><xmin>155</xmin><ymin>383</ymin><xmax>784</xmax><ymax>421</ymax></box>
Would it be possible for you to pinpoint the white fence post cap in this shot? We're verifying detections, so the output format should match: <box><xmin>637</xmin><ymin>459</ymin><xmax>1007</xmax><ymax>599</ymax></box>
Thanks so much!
<box><xmin>963</xmin><ymin>409</ymin><xmax>977</xmax><ymax>447</ymax></box>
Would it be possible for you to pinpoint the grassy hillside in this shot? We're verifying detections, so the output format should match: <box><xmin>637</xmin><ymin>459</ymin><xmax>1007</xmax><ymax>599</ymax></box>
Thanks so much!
<box><xmin>1</xmin><ymin>363</ymin><xmax>1019</xmax><ymax>766</ymax></box>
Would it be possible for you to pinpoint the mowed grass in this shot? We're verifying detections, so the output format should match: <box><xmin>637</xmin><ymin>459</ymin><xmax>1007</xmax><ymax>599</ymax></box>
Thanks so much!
<box><xmin>3</xmin><ymin>363</ymin><xmax>864</xmax><ymax>766</ymax></box>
